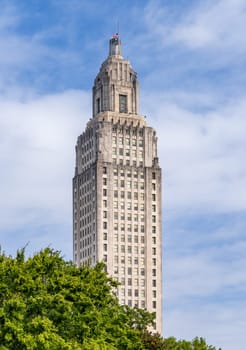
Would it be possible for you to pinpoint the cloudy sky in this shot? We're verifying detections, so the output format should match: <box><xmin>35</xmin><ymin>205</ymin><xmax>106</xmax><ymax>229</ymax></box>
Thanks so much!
<box><xmin>0</xmin><ymin>0</ymin><xmax>245</xmax><ymax>349</ymax></box>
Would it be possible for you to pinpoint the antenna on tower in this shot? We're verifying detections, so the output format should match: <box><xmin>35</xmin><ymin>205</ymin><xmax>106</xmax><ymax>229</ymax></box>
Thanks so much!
<box><xmin>116</xmin><ymin>19</ymin><xmax>119</xmax><ymax>36</ymax></box>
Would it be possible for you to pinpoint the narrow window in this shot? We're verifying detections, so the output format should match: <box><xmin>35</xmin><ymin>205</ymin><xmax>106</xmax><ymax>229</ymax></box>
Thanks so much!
<box><xmin>96</xmin><ymin>98</ymin><xmax>100</xmax><ymax>113</ymax></box>
<box><xmin>119</xmin><ymin>94</ymin><xmax>127</xmax><ymax>113</ymax></box>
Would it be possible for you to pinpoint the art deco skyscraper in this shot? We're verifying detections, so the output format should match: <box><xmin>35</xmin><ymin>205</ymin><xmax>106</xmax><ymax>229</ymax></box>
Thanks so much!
<box><xmin>73</xmin><ymin>34</ymin><xmax>162</xmax><ymax>333</ymax></box>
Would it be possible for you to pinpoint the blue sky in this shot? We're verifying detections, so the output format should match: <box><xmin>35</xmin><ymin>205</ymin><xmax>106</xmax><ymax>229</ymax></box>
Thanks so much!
<box><xmin>0</xmin><ymin>0</ymin><xmax>246</xmax><ymax>349</ymax></box>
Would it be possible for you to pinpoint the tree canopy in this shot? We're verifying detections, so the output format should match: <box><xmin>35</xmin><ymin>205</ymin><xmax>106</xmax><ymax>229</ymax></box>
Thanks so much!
<box><xmin>0</xmin><ymin>247</ymin><xmax>220</xmax><ymax>350</ymax></box>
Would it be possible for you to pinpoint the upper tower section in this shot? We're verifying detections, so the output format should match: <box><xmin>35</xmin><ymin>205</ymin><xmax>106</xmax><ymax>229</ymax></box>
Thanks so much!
<box><xmin>92</xmin><ymin>34</ymin><xmax>139</xmax><ymax>117</ymax></box>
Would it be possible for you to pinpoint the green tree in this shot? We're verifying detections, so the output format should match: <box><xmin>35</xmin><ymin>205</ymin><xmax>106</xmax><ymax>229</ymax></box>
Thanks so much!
<box><xmin>0</xmin><ymin>247</ymin><xmax>152</xmax><ymax>349</ymax></box>
<box><xmin>141</xmin><ymin>331</ymin><xmax>221</xmax><ymax>350</ymax></box>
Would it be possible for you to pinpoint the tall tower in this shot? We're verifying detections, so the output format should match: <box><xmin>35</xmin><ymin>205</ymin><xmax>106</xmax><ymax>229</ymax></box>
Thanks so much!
<box><xmin>73</xmin><ymin>34</ymin><xmax>162</xmax><ymax>333</ymax></box>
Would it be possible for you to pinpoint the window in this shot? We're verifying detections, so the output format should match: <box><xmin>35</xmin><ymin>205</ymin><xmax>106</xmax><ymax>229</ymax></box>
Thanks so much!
<box><xmin>152</xmin><ymin>237</ymin><xmax>156</xmax><ymax>244</ymax></box>
<box><xmin>152</xmin><ymin>172</ymin><xmax>156</xmax><ymax>179</ymax></box>
<box><xmin>119</xmin><ymin>94</ymin><xmax>127</xmax><ymax>113</ymax></box>
<box><xmin>103</xmin><ymin>178</ymin><xmax>107</xmax><ymax>185</ymax></box>
<box><xmin>103</xmin><ymin>167</ymin><xmax>107</xmax><ymax>174</ymax></box>
<box><xmin>152</xmin><ymin>194</ymin><xmax>156</xmax><ymax>201</ymax></box>
<box><xmin>103</xmin><ymin>189</ymin><xmax>107</xmax><ymax>196</ymax></box>
<box><xmin>103</xmin><ymin>244</ymin><xmax>107</xmax><ymax>252</ymax></box>
<box><xmin>152</xmin><ymin>301</ymin><xmax>156</xmax><ymax>309</ymax></box>
<box><xmin>96</xmin><ymin>98</ymin><xmax>100</xmax><ymax>113</ymax></box>
<box><xmin>128</xmin><ymin>267</ymin><xmax>132</xmax><ymax>275</ymax></box>
<box><xmin>152</xmin><ymin>269</ymin><xmax>156</xmax><ymax>277</ymax></box>
<box><xmin>103</xmin><ymin>232</ymin><xmax>107</xmax><ymax>240</ymax></box>
<box><xmin>103</xmin><ymin>211</ymin><xmax>107</xmax><ymax>218</ymax></box>
<box><xmin>103</xmin><ymin>222</ymin><xmax>107</xmax><ymax>229</ymax></box>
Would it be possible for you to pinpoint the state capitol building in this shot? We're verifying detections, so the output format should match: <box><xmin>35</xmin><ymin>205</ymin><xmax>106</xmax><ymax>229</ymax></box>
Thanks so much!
<box><xmin>73</xmin><ymin>34</ymin><xmax>162</xmax><ymax>333</ymax></box>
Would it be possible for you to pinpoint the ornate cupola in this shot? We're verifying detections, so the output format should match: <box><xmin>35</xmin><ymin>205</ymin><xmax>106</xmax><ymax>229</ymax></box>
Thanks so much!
<box><xmin>92</xmin><ymin>33</ymin><xmax>139</xmax><ymax>117</ymax></box>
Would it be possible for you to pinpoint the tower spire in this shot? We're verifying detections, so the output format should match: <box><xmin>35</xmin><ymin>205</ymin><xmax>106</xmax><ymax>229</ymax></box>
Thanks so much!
<box><xmin>109</xmin><ymin>33</ymin><xmax>122</xmax><ymax>56</ymax></box>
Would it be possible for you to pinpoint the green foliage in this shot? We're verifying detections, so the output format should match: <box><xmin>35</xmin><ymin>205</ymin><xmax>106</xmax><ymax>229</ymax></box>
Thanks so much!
<box><xmin>141</xmin><ymin>331</ymin><xmax>221</xmax><ymax>350</ymax></box>
<box><xmin>0</xmin><ymin>248</ymin><xmax>149</xmax><ymax>349</ymax></box>
<box><xmin>0</xmin><ymin>247</ymin><xmax>220</xmax><ymax>350</ymax></box>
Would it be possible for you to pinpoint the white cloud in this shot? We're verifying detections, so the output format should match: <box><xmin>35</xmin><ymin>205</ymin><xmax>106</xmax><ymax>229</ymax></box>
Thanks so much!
<box><xmin>143</xmin><ymin>0</ymin><xmax>246</xmax><ymax>65</ymax></box>
<box><xmin>0</xmin><ymin>90</ymin><xmax>90</xmax><ymax>236</ymax></box>
<box><xmin>171</xmin><ymin>0</ymin><xmax>246</xmax><ymax>50</ymax></box>
<box><xmin>142</xmin><ymin>91</ymin><xmax>246</xmax><ymax>215</ymax></box>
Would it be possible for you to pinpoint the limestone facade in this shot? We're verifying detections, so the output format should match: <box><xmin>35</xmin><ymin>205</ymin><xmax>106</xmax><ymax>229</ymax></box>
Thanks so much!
<box><xmin>73</xmin><ymin>35</ymin><xmax>162</xmax><ymax>333</ymax></box>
